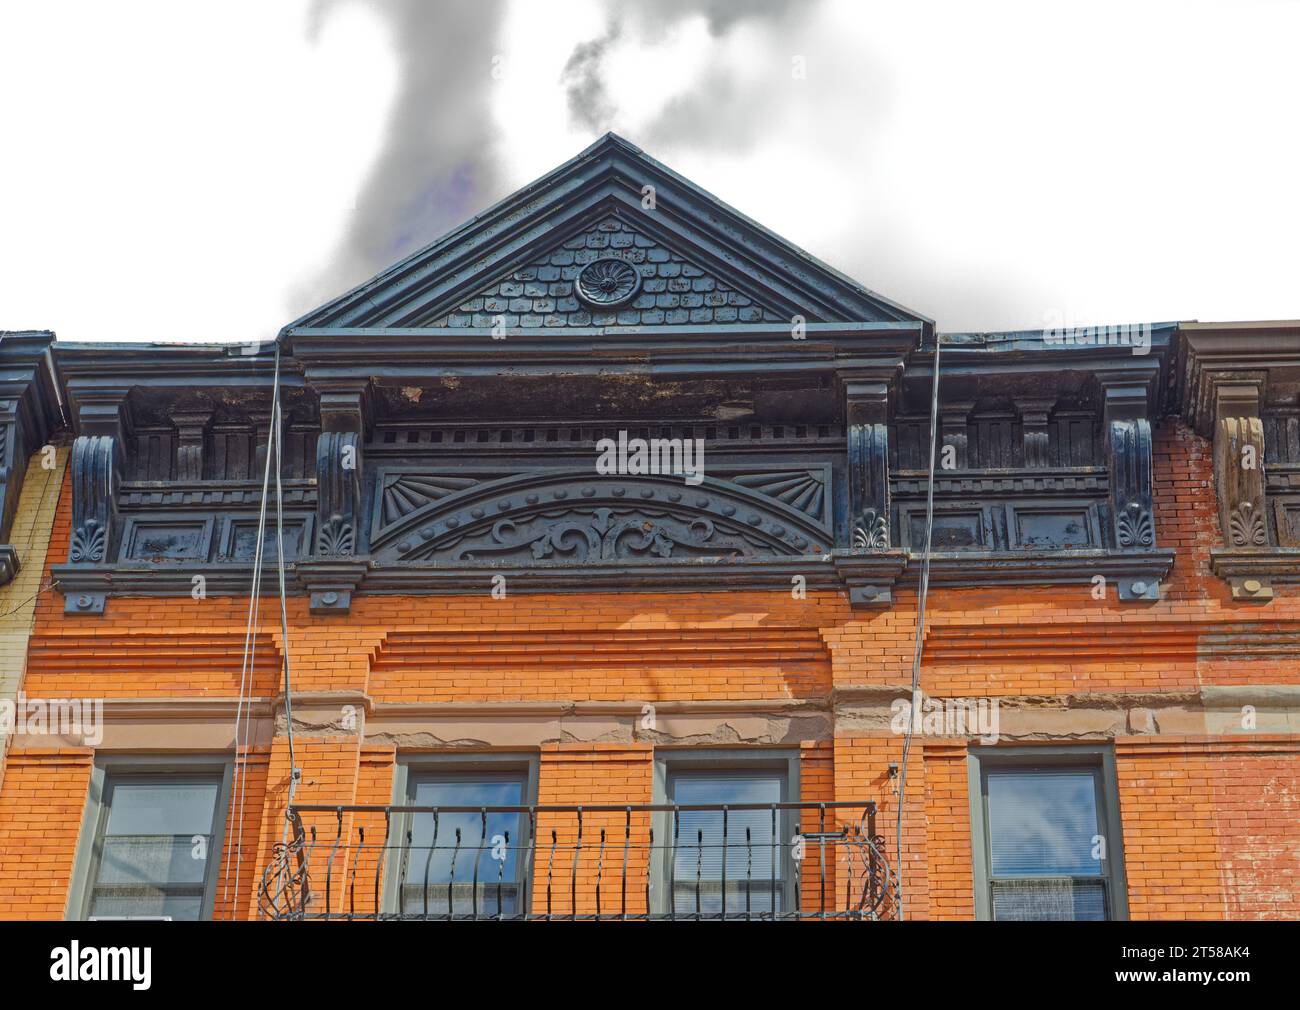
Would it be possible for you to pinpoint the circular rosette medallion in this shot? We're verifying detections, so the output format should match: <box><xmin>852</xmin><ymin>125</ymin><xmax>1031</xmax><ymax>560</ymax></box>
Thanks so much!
<box><xmin>575</xmin><ymin>257</ymin><xmax>642</xmax><ymax>308</ymax></box>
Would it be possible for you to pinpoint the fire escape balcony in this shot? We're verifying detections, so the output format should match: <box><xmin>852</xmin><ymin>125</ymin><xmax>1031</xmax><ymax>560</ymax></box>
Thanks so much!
<box><xmin>260</xmin><ymin>801</ymin><xmax>898</xmax><ymax>921</ymax></box>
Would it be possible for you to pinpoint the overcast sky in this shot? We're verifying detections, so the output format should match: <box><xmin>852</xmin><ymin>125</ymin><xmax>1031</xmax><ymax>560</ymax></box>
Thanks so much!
<box><xmin>2</xmin><ymin>0</ymin><xmax>1297</xmax><ymax>342</ymax></box>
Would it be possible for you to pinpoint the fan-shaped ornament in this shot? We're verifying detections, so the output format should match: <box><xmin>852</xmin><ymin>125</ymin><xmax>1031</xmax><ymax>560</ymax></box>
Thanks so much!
<box><xmin>575</xmin><ymin>258</ymin><xmax>642</xmax><ymax>307</ymax></box>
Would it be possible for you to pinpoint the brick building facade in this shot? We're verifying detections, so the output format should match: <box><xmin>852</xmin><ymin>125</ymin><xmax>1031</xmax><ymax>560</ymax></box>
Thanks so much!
<box><xmin>0</xmin><ymin>136</ymin><xmax>1296</xmax><ymax>921</ymax></box>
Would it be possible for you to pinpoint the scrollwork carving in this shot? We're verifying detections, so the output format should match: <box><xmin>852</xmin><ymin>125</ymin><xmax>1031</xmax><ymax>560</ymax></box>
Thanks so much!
<box><xmin>1226</xmin><ymin>500</ymin><xmax>1267</xmax><ymax>547</ymax></box>
<box><xmin>316</xmin><ymin>514</ymin><xmax>356</xmax><ymax>556</ymax></box>
<box><xmin>852</xmin><ymin>508</ymin><xmax>889</xmax><ymax>550</ymax></box>
<box><xmin>1116</xmin><ymin>501</ymin><xmax>1155</xmax><ymax>548</ymax></box>
<box><xmin>370</xmin><ymin>471</ymin><xmax>829</xmax><ymax>563</ymax></box>
<box><xmin>70</xmin><ymin>518</ymin><xmax>107</xmax><ymax>563</ymax></box>
<box><xmin>452</xmin><ymin>507</ymin><xmax>752</xmax><ymax>563</ymax></box>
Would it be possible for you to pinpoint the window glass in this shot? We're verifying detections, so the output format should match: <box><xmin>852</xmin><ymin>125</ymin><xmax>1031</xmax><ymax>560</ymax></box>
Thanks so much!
<box><xmin>402</xmin><ymin>774</ymin><xmax>526</xmax><ymax>916</ymax></box>
<box><xmin>984</xmin><ymin>767</ymin><xmax>1108</xmax><ymax>921</ymax></box>
<box><xmin>669</xmin><ymin>769</ymin><xmax>785</xmax><ymax>915</ymax></box>
<box><xmin>89</xmin><ymin>777</ymin><xmax>221</xmax><ymax>920</ymax></box>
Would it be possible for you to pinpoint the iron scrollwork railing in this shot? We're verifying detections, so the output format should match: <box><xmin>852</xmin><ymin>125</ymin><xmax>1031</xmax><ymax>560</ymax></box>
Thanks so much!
<box><xmin>259</xmin><ymin>801</ymin><xmax>897</xmax><ymax>921</ymax></box>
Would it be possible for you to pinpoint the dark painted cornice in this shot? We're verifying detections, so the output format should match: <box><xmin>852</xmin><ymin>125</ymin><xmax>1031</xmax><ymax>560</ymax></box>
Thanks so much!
<box><xmin>903</xmin><ymin>549</ymin><xmax>1175</xmax><ymax>597</ymax></box>
<box><xmin>904</xmin><ymin>324</ymin><xmax>1178</xmax><ymax>413</ymax></box>
<box><xmin>1174</xmin><ymin>321</ymin><xmax>1300</xmax><ymax>600</ymax></box>
<box><xmin>289</xmin><ymin>322</ymin><xmax>925</xmax><ymax>382</ymax></box>
<box><xmin>0</xmin><ymin>330</ymin><xmax>63</xmax><ymax>440</ymax></box>
<box><xmin>53</xmin><ymin>340</ymin><xmax>307</xmax><ymax>435</ymax></box>
<box><xmin>50</xmin><ymin>555</ymin><xmax>873</xmax><ymax>603</ymax></box>
<box><xmin>0</xmin><ymin>330</ymin><xmax>63</xmax><ymax>586</ymax></box>
<box><xmin>1178</xmin><ymin>320</ymin><xmax>1300</xmax><ymax>437</ymax></box>
<box><xmin>54</xmin><ymin>340</ymin><xmax>292</xmax><ymax>387</ymax></box>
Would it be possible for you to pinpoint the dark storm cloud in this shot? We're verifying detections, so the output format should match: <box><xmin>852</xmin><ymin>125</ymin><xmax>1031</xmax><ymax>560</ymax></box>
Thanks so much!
<box><xmin>562</xmin><ymin>21</ymin><xmax>624</xmax><ymax>133</ymax></box>
<box><xmin>562</xmin><ymin>0</ymin><xmax>807</xmax><ymax>136</ymax></box>
<box><xmin>305</xmin><ymin>0</ymin><xmax>508</xmax><ymax>305</ymax></box>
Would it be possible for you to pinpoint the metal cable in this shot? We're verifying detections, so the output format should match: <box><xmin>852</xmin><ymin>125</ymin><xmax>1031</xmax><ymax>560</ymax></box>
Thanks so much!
<box><xmin>895</xmin><ymin>331</ymin><xmax>942</xmax><ymax>921</ymax></box>
<box><xmin>227</xmin><ymin>343</ymin><xmax>280</xmax><ymax>914</ymax></box>
<box><xmin>272</xmin><ymin>373</ymin><xmax>299</xmax><ymax>831</ymax></box>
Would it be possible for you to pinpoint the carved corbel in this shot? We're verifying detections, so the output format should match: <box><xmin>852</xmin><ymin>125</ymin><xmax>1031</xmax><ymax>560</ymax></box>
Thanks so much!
<box><xmin>1209</xmin><ymin>376</ymin><xmax>1273</xmax><ymax>600</ymax></box>
<box><xmin>69</xmin><ymin>435</ymin><xmax>117</xmax><ymax>564</ymax></box>
<box><xmin>1100</xmin><ymin>378</ymin><xmax>1162</xmax><ymax>600</ymax></box>
<box><xmin>303</xmin><ymin>382</ymin><xmax>371</xmax><ymax>614</ymax></box>
<box><xmin>63</xmin><ymin>435</ymin><xmax>120</xmax><ymax>615</ymax></box>
<box><xmin>842</xmin><ymin>374</ymin><xmax>891</xmax><ymax>553</ymax></box>
<box><xmin>836</xmin><ymin>370</ymin><xmax>907</xmax><ymax>606</ymax></box>
<box><xmin>1218</xmin><ymin>417</ymin><xmax>1268</xmax><ymax>547</ymax></box>
<box><xmin>62</xmin><ymin>389</ymin><xmax>130</xmax><ymax>615</ymax></box>
<box><xmin>315</xmin><ymin>430</ymin><xmax>360</xmax><ymax>558</ymax></box>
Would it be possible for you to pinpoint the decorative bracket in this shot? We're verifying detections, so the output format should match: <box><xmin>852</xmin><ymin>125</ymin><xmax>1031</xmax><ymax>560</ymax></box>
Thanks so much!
<box><xmin>1208</xmin><ymin>374</ymin><xmax>1274</xmax><ymax>600</ymax></box>
<box><xmin>59</xmin><ymin>387</ymin><xmax>130</xmax><ymax>615</ymax></box>
<box><xmin>841</xmin><ymin>371</ymin><xmax>892</xmax><ymax>553</ymax></box>
<box><xmin>307</xmin><ymin>381</ymin><xmax>370</xmax><ymax>613</ymax></box>
<box><xmin>64</xmin><ymin>435</ymin><xmax>120</xmax><ymax>614</ymax></box>
<box><xmin>1100</xmin><ymin>377</ymin><xmax>1162</xmax><ymax>600</ymax></box>
<box><xmin>1182</xmin><ymin>325</ymin><xmax>1300</xmax><ymax>597</ymax></box>
<box><xmin>838</xmin><ymin>369</ymin><xmax>906</xmax><ymax>605</ymax></box>
<box><xmin>315</xmin><ymin>431</ymin><xmax>361</xmax><ymax>559</ymax></box>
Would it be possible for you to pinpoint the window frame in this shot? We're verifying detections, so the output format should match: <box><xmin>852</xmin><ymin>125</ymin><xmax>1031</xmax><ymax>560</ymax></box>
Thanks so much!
<box><xmin>385</xmin><ymin>753</ymin><xmax>539</xmax><ymax>917</ymax></box>
<box><xmin>967</xmin><ymin>745</ymin><xmax>1129</xmax><ymax>921</ymax></box>
<box><xmin>68</xmin><ymin>754</ymin><xmax>233</xmax><ymax>922</ymax></box>
<box><xmin>651</xmin><ymin>748</ymin><xmax>799</xmax><ymax>918</ymax></box>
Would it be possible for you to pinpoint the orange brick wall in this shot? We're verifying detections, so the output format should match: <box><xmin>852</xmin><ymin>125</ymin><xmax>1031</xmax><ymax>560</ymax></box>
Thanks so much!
<box><xmin>527</xmin><ymin>744</ymin><xmax>654</xmax><ymax>917</ymax></box>
<box><xmin>1117</xmin><ymin>736</ymin><xmax>1300</xmax><ymax>920</ymax></box>
<box><xmin>213</xmin><ymin>749</ymin><xmax>270</xmax><ymax>921</ymax></box>
<box><xmin>369</xmin><ymin>628</ymin><xmax>833</xmax><ymax>703</ymax></box>
<box><xmin>0</xmin><ymin>749</ymin><xmax>92</xmax><ymax>919</ymax></box>
<box><xmin>831</xmin><ymin>736</ymin><xmax>925</xmax><ymax>918</ymax></box>
<box><xmin>923</xmin><ymin>741</ymin><xmax>975</xmax><ymax>920</ymax></box>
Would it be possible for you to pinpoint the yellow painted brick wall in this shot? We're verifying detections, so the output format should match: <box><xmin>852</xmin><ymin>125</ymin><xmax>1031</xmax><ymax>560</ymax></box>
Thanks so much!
<box><xmin>0</xmin><ymin>446</ymin><xmax>69</xmax><ymax>795</ymax></box>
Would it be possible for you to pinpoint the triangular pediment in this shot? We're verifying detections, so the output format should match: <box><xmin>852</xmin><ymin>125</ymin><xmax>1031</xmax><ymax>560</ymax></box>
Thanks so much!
<box><xmin>289</xmin><ymin>134</ymin><xmax>929</xmax><ymax>332</ymax></box>
<box><xmin>419</xmin><ymin>212</ymin><xmax>785</xmax><ymax>329</ymax></box>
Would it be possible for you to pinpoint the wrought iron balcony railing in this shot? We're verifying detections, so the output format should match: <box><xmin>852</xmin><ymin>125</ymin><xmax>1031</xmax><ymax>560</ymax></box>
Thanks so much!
<box><xmin>260</xmin><ymin>801</ymin><xmax>897</xmax><ymax>921</ymax></box>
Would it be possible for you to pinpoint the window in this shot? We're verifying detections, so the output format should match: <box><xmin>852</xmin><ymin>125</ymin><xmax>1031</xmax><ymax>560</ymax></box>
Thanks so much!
<box><xmin>969</xmin><ymin>747</ymin><xmax>1128</xmax><ymax>921</ymax></box>
<box><xmin>83</xmin><ymin>773</ymin><xmax>225</xmax><ymax>920</ymax></box>
<box><xmin>655</xmin><ymin>750</ymin><xmax>797</xmax><ymax>918</ymax></box>
<box><xmin>397</xmin><ymin>764</ymin><xmax>533</xmax><ymax>917</ymax></box>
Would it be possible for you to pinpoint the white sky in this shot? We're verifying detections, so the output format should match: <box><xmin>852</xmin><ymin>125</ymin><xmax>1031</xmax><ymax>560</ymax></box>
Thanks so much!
<box><xmin>2</xmin><ymin>0</ymin><xmax>1297</xmax><ymax>342</ymax></box>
